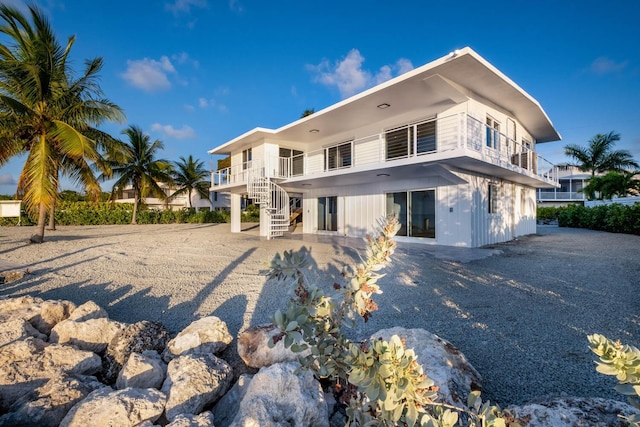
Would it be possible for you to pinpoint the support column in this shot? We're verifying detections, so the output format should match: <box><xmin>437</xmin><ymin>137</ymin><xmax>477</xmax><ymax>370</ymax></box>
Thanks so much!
<box><xmin>230</xmin><ymin>193</ymin><xmax>241</xmax><ymax>233</ymax></box>
<box><xmin>259</xmin><ymin>206</ymin><xmax>269</xmax><ymax>238</ymax></box>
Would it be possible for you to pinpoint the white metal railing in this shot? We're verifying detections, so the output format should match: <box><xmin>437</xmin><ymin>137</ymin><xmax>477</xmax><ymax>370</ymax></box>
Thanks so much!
<box><xmin>246</xmin><ymin>164</ymin><xmax>290</xmax><ymax>239</ymax></box>
<box><xmin>537</xmin><ymin>191</ymin><xmax>586</xmax><ymax>201</ymax></box>
<box><xmin>211</xmin><ymin>112</ymin><xmax>558</xmax><ymax>187</ymax></box>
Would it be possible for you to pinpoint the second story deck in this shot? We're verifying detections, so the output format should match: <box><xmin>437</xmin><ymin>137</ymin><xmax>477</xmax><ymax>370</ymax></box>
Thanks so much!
<box><xmin>212</xmin><ymin>112</ymin><xmax>558</xmax><ymax>191</ymax></box>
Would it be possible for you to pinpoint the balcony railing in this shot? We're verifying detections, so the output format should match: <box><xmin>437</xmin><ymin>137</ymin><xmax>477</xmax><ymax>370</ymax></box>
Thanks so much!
<box><xmin>212</xmin><ymin>112</ymin><xmax>558</xmax><ymax>187</ymax></box>
<box><xmin>537</xmin><ymin>191</ymin><xmax>586</xmax><ymax>201</ymax></box>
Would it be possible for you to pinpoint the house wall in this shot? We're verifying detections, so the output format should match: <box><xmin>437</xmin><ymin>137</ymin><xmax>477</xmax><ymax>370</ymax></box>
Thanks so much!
<box><xmin>300</xmin><ymin>170</ymin><xmax>536</xmax><ymax>247</ymax></box>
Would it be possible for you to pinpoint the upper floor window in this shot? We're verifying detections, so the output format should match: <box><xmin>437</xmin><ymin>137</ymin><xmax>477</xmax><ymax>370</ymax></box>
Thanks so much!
<box><xmin>325</xmin><ymin>141</ymin><xmax>352</xmax><ymax>171</ymax></box>
<box><xmin>385</xmin><ymin>119</ymin><xmax>436</xmax><ymax>160</ymax></box>
<box><xmin>486</xmin><ymin>116</ymin><xmax>500</xmax><ymax>149</ymax></box>
<box><xmin>242</xmin><ymin>148</ymin><xmax>252</xmax><ymax>170</ymax></box>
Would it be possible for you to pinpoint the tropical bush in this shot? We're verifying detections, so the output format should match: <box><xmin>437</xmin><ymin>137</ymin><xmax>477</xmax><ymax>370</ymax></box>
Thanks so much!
<box><xmin>558</xmin><ymin>203</ymin><xmax>640</xmax><ymax>235</ymax></box>
<box><xmin>536</xmin><ymin>206</ymin><xmax>566</xmax><ymax>221</ymax></box>
<box><xmin>242</xmin><ymin>204</ymin><xmax>260</xmax><ymax>222</ymax></box>
<box><xmin>265</xmin><ymin>216</ymin><xmax>520</xmax><ymax>426</ymax></box>
<box><xmin>588</xmin><ymin>334</ymin><xmax>640</xmax><ymax>426</ymax></box>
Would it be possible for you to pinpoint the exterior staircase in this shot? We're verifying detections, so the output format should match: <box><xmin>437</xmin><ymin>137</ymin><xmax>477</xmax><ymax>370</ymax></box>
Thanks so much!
<box><xmin>247</xmin><ymin>166</ymin><xmax>290</xmax><ymax>239</ymax></box>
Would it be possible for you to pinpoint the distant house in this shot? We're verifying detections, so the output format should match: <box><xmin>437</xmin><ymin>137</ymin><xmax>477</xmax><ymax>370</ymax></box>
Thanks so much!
<box><xmin>114</xmin><ymin>182</ymin><xmax>219</xmax><ymax>211</ymax></box>
<box><xmin>208</xmin><ymin>47</ymin><xmax>561</xmax><ymax>247</ymax></box>
<box><xmin>537</xmin><ymin>166</ymin><xmax>589</xmax><ymax>207</ymax></box>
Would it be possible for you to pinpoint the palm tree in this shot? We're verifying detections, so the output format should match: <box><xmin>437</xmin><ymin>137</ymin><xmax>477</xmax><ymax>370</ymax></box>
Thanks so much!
<box><xmin>106</xmin><ymin>126</ymin><xmax>173</xmax><ymax>224</ymax></box>
<box><xmin>564</xmin><ymin>131</ymin><xmax>639</xmax><ymax>177</ymax></box>
<box><xmin>0</xmin><ymin>4</ymin><xmax>124</xmax><ymax>242</ymax></box>
<box><xmin>169</xmin><ymin>155</ymin><xmax>211</xmax><ymax>209</ymax></box>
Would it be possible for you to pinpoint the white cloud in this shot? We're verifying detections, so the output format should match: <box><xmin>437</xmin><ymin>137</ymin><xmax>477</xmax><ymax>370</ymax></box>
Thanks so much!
<box><xmin>172</xmin><ymin>52</ymin><xmax>199</xmax><ymax>69</ymax></box>
<box><xmin>184</xmin><ymin>104</ymin><xmax>195</xmax><ymax>112</ymax></box>
<box><xmin>0</xmin><ymin>174</ymin><xmax>16</xmax><ymax>185</ymax></box>
<box><xmin>198</xmin><ymin>98</ymin><xmax>209</xmax><ymax>108</ymax></box>
<box><xmin>229</xmin><ymin>0</ymin><xmax>244</xmax><ymax>12</ymax></box>
<box><xmin>151</xmin><ymin>123</ymin><xmax>196</xmax><ymax>139</ymax></box>
<box><xmin>308</xmin><ymin>49</ymin><xmax>414</xmax><ymax>98</ymax></box>
<box><xmin>121</xmin><ymin>56</ymin><xmax>176</xmax><ymax>92</ymax></box>
<box><xmin>590</xmin><ymin>57</ymin><xmax>628</xmax><ymax>75</ymax></box>
<box><xmin>166</xmin><ymin>0</ymin><xmax>207</xmax><ymax>14</ymax></box>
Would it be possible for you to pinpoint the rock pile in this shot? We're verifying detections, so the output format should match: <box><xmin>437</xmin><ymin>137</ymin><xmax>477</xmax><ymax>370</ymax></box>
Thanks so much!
<box><xmin>0</xmin><ymin>295</ymin><xmax>637</xmax><ymax>426</ymax></box>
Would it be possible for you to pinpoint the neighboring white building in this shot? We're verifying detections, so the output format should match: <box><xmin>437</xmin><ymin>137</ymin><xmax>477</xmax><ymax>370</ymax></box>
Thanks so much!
<box><xmin>114</xmin><ymin>182</ymin><xmax>218</xmax><ymax>211</ymax></box>
<box><xmin>537</xmin><ymin>165</ymin><xmax>589</xmax><ymax>207</ymax></box>
<box><xmin>208</xmin><ymin>47</ymin><xmax>561</xmax><ymax>247</ymax></box>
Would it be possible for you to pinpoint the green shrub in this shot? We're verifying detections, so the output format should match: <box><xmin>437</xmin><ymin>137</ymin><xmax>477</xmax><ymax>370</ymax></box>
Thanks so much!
<box><xmin>265</xmin><ymin>216</ymin><xmax>519</xmax><ymax>426</ymax></box>
<box><xmin>537</xmin><ymin>206</ymin><xmax>561</xmax><ymax>221</ymax></box>
<box><xmin>588</xmin><ymin>334</ymin><xmax>640</xmax><ymax>426</ymax></box>
<box><xmin>242</xmin><ymin>204</ymin><xmax>260</xmax><ymax>222</ymax></box>
<box><xmin>558</xmin><ymin>203</ymin><xmax>640</xmax><ymax>235</ymax></box>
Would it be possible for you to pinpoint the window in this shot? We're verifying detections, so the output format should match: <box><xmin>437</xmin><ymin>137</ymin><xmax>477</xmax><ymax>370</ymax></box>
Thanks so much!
<box><xmin>386</xmin><ymin>190</ymin><xmax>435</xmax><ymax>238</ymax></box>
<box><xmin>242</xmin><ymin>148</ymin><xmax>252</xmax><ymax>170</ymax></box>
<box><xmin>213</xmin><ymin>191</ymin><xmax>218</xmax><ymax>202</ymax></box>
<box><xmin>486</xmin><ymin>116</ymin><xmax>500</xmax><ymax>149</ymax></box>
<box><xmin>280</xmin><ymin>147</ymin><xmax>304</xmax><ymax>176</ymax></box>
<box><xmin>385</xmin><ymin>119</ymin><xmax>437</xmax><ymax>160</ymax></box>
<box><xmin>488</xmin><ymin>183</ymin><xmax>499</xmax><ymax>214</ymax></box>
<box><xmin>318</xmin><ymin>196</ymin><xmax>337</xmax><ymax>231</ymax></box>
<box><xmin>325</xmin><ymin>141</ymin><xmax>352</xmax><ymax>170</ymax></box>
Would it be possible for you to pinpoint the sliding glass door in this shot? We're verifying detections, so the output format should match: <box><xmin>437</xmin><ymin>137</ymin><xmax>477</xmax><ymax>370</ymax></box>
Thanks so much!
<box><xmin>318</xmin><ymin>196</ymin><xmax>337</xmax><ymax>231</ymax></box>
<box><xmin>386</xmin><ymin>190</ymin><xmax>435</xmax><ymax>238</ymax></box>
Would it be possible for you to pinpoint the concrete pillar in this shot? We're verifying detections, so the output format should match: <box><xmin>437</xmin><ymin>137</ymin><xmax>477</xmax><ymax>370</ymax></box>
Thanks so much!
<box><xmin>230</xmin><ymin>193</ymin><xmax>241</xmax><ymax>233</ymax></box>
<box><xmin>259</xmin><ymin>206</ymin><xmax>269</xmax><ymax>237</ymax></box>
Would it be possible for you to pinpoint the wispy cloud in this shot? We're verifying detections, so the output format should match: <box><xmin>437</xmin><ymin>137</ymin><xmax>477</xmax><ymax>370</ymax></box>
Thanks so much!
<box><xmin>0</xmin><ymin>174</ymin><xmax>16</xmax><ymax>185</ymax></box>
<box><xmin>229</xmin><ymin>0</ymin><xmax>244</xmax><ymax>12</ymax></box>
<box><xmin>121</xmin><ymin>56</ymin><xmax>176</xmax><ymax>92</ymax></box>
<box><xmin>165</xmin><ymin>0</ymin><xmax>207</xmax><ymax>15</ymax></box>
<box><xmin>172</xmin><ymin>52</ymin><xmax>200</xmax><ymax>69</ymax></box>
<box><xmin>151</xmin><ymin>123</ymin><xmax>196</xmax><ymax>139</ymax></box>
<box><xmin>308</xmin><ymin>49</ymin><xmax>414</xmax><ymax>98</ymax></box>
<box><xmin>589</xmin><ymin>57</ymin><xmax>628</xmax><ymax>75</ymax></box>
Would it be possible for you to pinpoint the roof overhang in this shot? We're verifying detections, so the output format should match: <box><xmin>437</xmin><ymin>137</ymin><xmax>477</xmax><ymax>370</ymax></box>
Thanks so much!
<box><xmin>209</xmin><ymin>47</ymin><xmax>560</xmax><ymax>155</ymax></box>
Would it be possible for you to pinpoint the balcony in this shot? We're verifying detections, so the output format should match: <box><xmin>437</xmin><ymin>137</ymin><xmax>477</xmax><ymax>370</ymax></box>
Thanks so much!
<box><xmin>537</xmin><ymin>191</ymin><xmax>586</xmax><ymax>201</ymax></box>
<box><xmin>211</xmin><ymin>113</ymin><xmax>558</xmax><ymax>190</ymax></box>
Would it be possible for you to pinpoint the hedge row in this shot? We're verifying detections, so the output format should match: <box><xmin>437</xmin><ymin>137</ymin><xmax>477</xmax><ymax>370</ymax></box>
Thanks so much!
<box><xmin>0</xmin><ymin>201</ymin><xmax>243</xmax><ymax>226</ymax></box>
<box><xmin>557</xmin><ymin>203</ymin><xmax>640</xmax><ymax>235</ymax></box>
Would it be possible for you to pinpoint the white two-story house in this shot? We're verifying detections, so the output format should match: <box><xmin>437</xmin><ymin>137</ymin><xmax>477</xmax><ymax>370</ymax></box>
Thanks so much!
<box><xmin>208</xmin><ymin>47</ymin><xmax>561</xmax><ymax>247</ymax></box>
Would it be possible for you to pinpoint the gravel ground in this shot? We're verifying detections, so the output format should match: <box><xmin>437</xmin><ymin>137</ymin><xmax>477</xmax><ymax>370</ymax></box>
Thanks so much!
<box><xmin>0</xmin><ymin>223</ymin><xmax>637</xmax><ymax>407</ymax></box>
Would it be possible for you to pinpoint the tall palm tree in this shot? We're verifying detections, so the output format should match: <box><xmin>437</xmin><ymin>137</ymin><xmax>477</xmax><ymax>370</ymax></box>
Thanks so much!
<box><xmin>0</xmin><ymin>4</ymin><xmax>124</xmax><ymax>242</ymax></box>
<box><xmin>169</xmin><ymin>155</ymin><xmax>211</xmax><ymax>209</ymax></box>
<box><xmin>564</xmin><ymin>131</ymin><xmax>638</xmax><ymax>177</ymax></box>
<box><xmin>106</xmin><ymin>125</ymin><xmax>173</xmax><ymax>224</ymax></box>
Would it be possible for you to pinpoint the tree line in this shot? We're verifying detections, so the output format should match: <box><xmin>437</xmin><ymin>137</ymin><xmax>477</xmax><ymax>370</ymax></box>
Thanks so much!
<box><xmin>0</xmin><ymin>5</ymin><xmax>210</xmax><ymax>242</ymax></box>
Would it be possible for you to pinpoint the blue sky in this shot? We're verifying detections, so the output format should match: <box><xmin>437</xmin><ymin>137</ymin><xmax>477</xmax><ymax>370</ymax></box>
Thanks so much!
<box><xmin>1</xmin><ymin>0</ymin><xmax>639</xmax><ymax>194</ymax></box>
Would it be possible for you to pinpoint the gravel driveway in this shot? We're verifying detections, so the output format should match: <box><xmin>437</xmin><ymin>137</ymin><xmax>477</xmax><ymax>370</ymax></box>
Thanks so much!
<box><xmin>0</xmin><ymin>223</ymin><xmax>637</xmax><ymax>407</ymax></box>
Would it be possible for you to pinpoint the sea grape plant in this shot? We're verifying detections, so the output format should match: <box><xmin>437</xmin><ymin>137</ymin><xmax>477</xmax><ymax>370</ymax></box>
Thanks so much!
<box><xmin>588</xmin><ymin>334</ymin><xmax>640</xmax><ymax>426</ymax></box>
<box><xmin>265</xmin><ymin>216</ymin><xmax>519</xmax><ymax>426</ymax></box>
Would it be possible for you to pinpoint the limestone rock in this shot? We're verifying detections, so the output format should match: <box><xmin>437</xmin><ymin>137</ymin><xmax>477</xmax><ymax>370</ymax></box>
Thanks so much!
<box><xmin>508</xmin><ymin>396</ymin><xmax>640</xmax><ymax>427</ymax></box>
<box><xmin>227</xmin><ymin>362</ymin><xmax>329</xmax><ymax>427</ymax></box>
<box><xmin>50</xmin><ymin>317</ymin><xmax>126</xmax><ymax>354</ymax></box>
<box><xmin>67</xmin><ymin>301</ymin><xmax>108</xmax><ymax>322</ymax></box>
<box><xmin>370</xmin><ymin>327</ymin><xmax>482</xmax><ymax>409</ymax></box>
<box><xmin>237</xmin><ymin>323</ymin><xmax>310</xmax><ymax>369</ymax></box>
<box><xmin>116</xmin><ymin>350</ymin><xmax>167</xmax><ymax>390</ymax></box>
<box><xmin>0</xmin><ymin>296</ymin><xmax>75</xmax><ymax>335</ymax></box>
<box><xmin>162</xmin><ymin>352</ymin><xmax>233</xmax><ymax>422</ymax></box>
<box><xmin>0</xmin><ymin>337</ymin><xmax>101</xmax><ymax>411</ymax></box>
<box><xmin>59</xmin><ymin>387</ymin><xmax>167</xmax><ymax>427</ymax></box>
<box><xmin>212</xmin><ymin>374</ymin><xmax>253</xmax><ymax>426</ymax></box>
<box><xmin>164</xmin><ymin>316</ymin><xmax>233</xmax><ymax>361</ymax></box>
<box><xmin>102</xmin><ymin>320</ymin><xmax>169</xmax><ymax>384</ymax></box>
<box><xmin>0</xmin><ymin>317</ymin><xmax>47</xmax><ymax>347</ymax></box>
<box><xmin>0</xmin><ymin>374</ymin><xmax>107</xmax><ymax>427</ymax></box>
<box><xmin>167</xmin><ymin>411</ymin><xmax>215</xmax><ymax>427</ymax></box>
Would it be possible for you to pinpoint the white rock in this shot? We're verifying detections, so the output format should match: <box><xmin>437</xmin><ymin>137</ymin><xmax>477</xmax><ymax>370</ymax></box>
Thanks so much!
<box><xmin>0</xmin><ymin>338</ymin><xmax>101</xmax><ymax>411</ymax></box>
<box><xmin>228</xmin><ymin>362</ymin><xmax>329</xmax><ymax>427</ymax></box>
<box><xmin>50</xmin><ymin>318</ymin><xmax>126</xmax><ymax>353</ymax></box>
<box><xmin>166</xmin><ymin>411</ymin><xmax>215</xmax><ymax>427</ymax></box>
<box><xmin>0</xmin><ymin>318</ymin><xmax>47</xmax><ymax>347</ymax></box>
<box><xmin>116</xmin><ymin>350</ymin><xmax>167</xmax><ymax>390</ymax></box>
<box><xmin>237</xmin><ymin>323</ymin><xmax>310</xmax><ymax>369</ymax></box>
<box><xmin>370</xmin><ymin>327</ymin><xmax>482</xmax><ymax>409</ymax></box>
<box><xmin>59</xmin><ymin>387</ymin><xmax>166</xmax><ymax>427</ymax></box>
<box><xmin>212</xmin><ymin>374</ymin><xmax>253</xmax><ymax>426</ymax></box>
<box><xmin>162</xmin><ymin>352</ymin><xmax>233</xmax><ymax>422</ymax></box>
<box><xmin>164</xmin><ymin>316</ymin><xmax>233</xmax><ymax>361</ymax></box>
<box><xmin>0</xmin><ymin>296</ymin><xmax>75</xmax><ymax>335</ymax></box>
<box><xmin>508</xmin><ymin>396</ymin><xmax>640</xmax><ymax>426</ymax></box>
<box><xmin>0</xmin><ymin>373</ymin><xmax>107</xmax><ymax>427</ymax></box>
<box><xmin>67</xmin><ymin>301</ymin><xmax>108</xmax><ymax>322</ymax></box>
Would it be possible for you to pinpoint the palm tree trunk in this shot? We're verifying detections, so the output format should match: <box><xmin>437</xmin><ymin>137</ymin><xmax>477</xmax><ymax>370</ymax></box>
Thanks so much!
<box><xmin>47</xmin><ymin>203</ymin><xmax>56</xmax><ymax>230</ymax></box>
<box><xmin>132</xmin><ymin>196</ymin><xmax>138</xmax><ymax>225</ymax></box>
<box><xmin>30</xmin><ymin>203</ymin><xmax>47</xmax><ymax>243</ymax></box>
<box><xmin>188</xmin><ymin>189</ymin><xmax>193</xmax><ymax>208</ymax></box>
